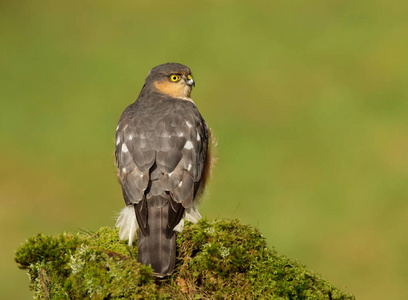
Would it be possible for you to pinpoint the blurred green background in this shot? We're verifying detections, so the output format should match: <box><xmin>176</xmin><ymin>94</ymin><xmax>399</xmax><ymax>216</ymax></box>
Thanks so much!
<box><xmin>1</xmin><ymin>0</ymin><xmax>407</xmax><ymax>299</ymax></box>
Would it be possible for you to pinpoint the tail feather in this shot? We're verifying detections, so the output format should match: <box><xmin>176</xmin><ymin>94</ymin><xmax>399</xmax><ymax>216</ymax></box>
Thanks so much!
<box><xmin>116</xmin><ymin>202</ymin><xmax>203</xmax><ymax>277</ymax></box>
<box><xmin>137</xmin><ymin>204</ymin><xmax>176</xmax><ymax>277</ymax></box>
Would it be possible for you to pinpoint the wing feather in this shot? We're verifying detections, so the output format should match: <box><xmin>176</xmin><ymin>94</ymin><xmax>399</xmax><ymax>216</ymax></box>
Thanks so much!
<box><xmin>116</xmin><ymin>100</ymin><xmax>208</xmax><ymax>235</ymax></box>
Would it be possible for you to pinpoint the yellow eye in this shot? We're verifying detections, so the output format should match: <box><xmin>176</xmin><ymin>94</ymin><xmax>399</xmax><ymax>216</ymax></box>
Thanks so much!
<box><xmin>187</xmin><ymin>74</ymin><xmax>192</xmax><ymax>80</ymax></box>
<box><xmin>170</xmin><ymin>75</ymin><xmax>181</xmax><ymax>82</ymax></box>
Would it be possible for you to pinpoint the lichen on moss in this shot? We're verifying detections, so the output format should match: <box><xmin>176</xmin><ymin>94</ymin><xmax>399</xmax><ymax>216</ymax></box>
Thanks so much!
<box><xmin>65</xmin><ymin>245</ymin><xmax>155</xmax><ymax>299</ymax></box>
<box><xmin>15</xmin><ymin>228</ymin><xmax>157</xmax><ymax>299</ymax></box>
<box><xmin>15</xmin><ymin>219</ymin><xmax>354</xmax><ymax>299</ymax></box>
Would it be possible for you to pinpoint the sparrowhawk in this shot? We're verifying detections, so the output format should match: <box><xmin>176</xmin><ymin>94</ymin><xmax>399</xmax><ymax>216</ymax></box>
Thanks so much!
<box><xmin>115</xmin><ymin>63</ymin><xmax>213</xmax><ymax>277</ymax></box>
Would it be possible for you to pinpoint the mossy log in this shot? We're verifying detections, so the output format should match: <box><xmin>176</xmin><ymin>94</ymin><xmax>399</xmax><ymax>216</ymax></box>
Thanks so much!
<box><xmin>15</xmin><ymin>219</ymin><xmax>354</xmax><ymax>299</ymax></box>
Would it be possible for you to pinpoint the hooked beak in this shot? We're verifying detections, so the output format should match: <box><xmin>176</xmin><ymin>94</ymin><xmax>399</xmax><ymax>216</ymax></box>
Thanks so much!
<box><xmin>186</xmin><ymin>76</ymin><xmax>195</xmax><ymax>87</ymax></box>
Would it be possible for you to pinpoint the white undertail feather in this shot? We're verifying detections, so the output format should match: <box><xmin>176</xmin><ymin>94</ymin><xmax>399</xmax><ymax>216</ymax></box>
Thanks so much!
<box><xmin>116</xmin><ymin>206</ymin><xmax>138</xmax><ymax>246</ymax></box>
<box><xmin>116</xmin><ymin>205</ymin><xmax>202</xmax><ymax>245</ymax></box>
<box><xmin>173</xmin><ymin>207</ymin><xmax>202</xmax><ymax>233</ymax></box>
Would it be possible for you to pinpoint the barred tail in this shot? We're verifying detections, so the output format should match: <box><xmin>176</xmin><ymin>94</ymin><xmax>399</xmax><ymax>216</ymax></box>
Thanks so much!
<box><xmin>137</xmin><ymin>205</ymin><xmax>176</xmax><ymax>277</ymax></box>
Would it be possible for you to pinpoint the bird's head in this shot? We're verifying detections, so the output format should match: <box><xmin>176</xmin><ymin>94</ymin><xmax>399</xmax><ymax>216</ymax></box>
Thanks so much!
<box><xmin>145</xmin><ymin>63</ymin><xmax>195</xmax><ymax>99</ymax></box>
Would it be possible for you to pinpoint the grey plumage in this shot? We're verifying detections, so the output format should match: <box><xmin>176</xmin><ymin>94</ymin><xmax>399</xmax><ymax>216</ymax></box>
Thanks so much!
<box><xmin>115</xmin><ymin>63</ymin><xmax>208</xmax><ymax>277</ymax></box>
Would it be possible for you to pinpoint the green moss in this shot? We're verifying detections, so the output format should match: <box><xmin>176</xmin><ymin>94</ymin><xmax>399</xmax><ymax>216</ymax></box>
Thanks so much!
<box><xmin>65</xmin><ymin>246</ymin><xmax>155</xmax><ymax>299</ymax></box>
<box><xmin>15</xmin><ymin>220</ymin><xmax>354</xmax><ymax>299</ymax></box>
<box><xmin>83</xmin><ymin>227</ymin><xmax>138</xmax><ymax>258</ymax></box>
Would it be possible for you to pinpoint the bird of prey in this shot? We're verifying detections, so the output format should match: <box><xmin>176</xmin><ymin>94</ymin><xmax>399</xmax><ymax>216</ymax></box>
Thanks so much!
<box><xmin>115</xmin><ymin>63</ymin><xmax>213</xmax><ymax>277</ymax></box>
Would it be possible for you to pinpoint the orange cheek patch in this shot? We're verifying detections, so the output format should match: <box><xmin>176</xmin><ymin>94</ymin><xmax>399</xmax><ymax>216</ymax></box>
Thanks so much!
<box><xmin>154</xmin><ymin>81</ymin><xmax>190</xmax><ymax>98</ymax></box>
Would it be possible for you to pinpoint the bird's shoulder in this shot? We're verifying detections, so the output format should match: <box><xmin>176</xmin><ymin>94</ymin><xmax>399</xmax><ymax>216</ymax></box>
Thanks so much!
<box><xmin>119</xmin><ymin>92</ymin><xmax>203</xmax><ymax>130</ymax></box>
